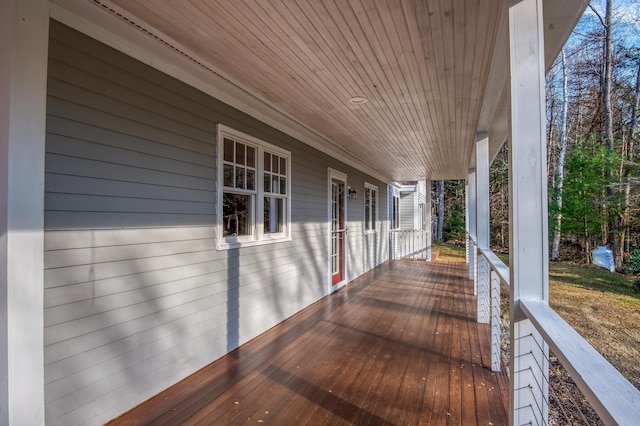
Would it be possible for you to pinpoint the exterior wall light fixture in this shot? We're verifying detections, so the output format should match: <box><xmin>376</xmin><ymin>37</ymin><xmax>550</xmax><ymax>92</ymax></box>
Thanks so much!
<box><xmin>348</xmin><ymin>187</ymin><xmax>358</xmax><ymax>200</ymax></box>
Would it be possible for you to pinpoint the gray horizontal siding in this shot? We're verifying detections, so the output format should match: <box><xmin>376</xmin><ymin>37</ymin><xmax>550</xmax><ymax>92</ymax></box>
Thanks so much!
<box><xmin>44</xmin><ymin>20</ymin><xmax>388</xmax><ymax>426</ymax></box>
<box><xmin>400</xmin><ymin>192</ymin><xmax>415</xmax><ymax>229</ymax></box>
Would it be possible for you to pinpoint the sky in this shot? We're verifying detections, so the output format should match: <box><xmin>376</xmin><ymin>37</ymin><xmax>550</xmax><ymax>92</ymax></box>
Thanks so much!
<box><xmin>577</xmin><ymin>0</ymin><xmax>640</xmax><ymax>44</ymax></box>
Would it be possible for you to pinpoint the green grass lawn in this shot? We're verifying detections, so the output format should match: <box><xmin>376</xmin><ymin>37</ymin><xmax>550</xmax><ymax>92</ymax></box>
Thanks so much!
<box><xmin>431</xmin><ymin>241</ymin><xmax>640</xmax><ymax>389</ymax></box>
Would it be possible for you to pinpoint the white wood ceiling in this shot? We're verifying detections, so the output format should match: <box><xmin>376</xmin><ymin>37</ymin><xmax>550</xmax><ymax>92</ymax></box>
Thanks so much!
<box><xmin>97</xmin><ymin>0</ymin><xmax>502</xmax><ymax>181</ymax></box>
<box><xmin>72</xmin><ymin>0</ymin><xmax>585</xmax><ymax>182</ymax></box>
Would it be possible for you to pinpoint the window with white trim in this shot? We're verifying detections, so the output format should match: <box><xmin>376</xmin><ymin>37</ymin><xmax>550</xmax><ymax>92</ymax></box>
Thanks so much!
<box><xmin>364</xmin><ymin>183</ymin><xmax>378</xmax><ymax>232</ymax></box>
<box><xmin>392</xmin><ymin>193</ymin><xmax>400</xmax><ymax>230</ymax></box>
<box><xmin>218</xmin><ymin>125</ymin><xmax>291</xmax><ymax>249</ymax></box>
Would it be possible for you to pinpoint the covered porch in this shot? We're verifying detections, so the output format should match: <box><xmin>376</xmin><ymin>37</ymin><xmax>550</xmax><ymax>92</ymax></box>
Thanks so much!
<box><xmin>4</xmin><ymin>0</ymin><xmax>640</xmax><ymax>424</ymax></box>
<box><xmin>109</xmin><ymin>259</ymin><xmax>508</xmax><ymax>425</ymax></box>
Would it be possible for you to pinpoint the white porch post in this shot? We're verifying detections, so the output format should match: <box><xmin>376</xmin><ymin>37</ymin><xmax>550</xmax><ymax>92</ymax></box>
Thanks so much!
<box><xmin>476</xmin><ymin>132</ymin><xmax>490</xmax><ymax>323</ymax></box>
<box><xmin>467</xmin><ymin>170</ymin><xmax>477</xmax><ymax>291</ymax></box>
<box><xmin>508</xmin><ymin>0</ymin><xmax>549</xmax><ymax>424</ymax></box>
<box><xmin>425</xmin><ymin>179</ymin><xmax>432</xmax><ymax>261</ymax></box>
<box><xmin>0</xmin><ymin>0</ymin><xmax>48</xmax><ymax>424</ymax></box>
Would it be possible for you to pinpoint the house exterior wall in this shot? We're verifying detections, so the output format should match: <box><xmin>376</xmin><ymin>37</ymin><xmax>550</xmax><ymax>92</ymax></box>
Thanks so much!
<box><xmin>399</xmin><ymin>181</ymin><xmax>427</xmax><ymax>230</ymax></box>
<box><xmin>44</xmin><ymin>21</ymin><xmax>389</xmax><ymax>425</ymax></box>
<box><xmin>399</xmin><ymin>192</ymin><xmax>415</xmax><ymax>230</ymax></box>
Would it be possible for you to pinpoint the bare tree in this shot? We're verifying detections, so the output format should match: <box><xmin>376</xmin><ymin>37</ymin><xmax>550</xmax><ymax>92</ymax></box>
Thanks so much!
<box><xmin>552</xmin><ymin>48</ymin><xmax>570</xmax><ymax>260</ymax></box>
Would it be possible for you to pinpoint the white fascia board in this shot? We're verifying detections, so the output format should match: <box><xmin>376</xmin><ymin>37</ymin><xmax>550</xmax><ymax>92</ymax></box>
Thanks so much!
<box><xmin>49</xmin><ymin>0</ymin><xmax>392</xmax><ymax>184</ymax></box>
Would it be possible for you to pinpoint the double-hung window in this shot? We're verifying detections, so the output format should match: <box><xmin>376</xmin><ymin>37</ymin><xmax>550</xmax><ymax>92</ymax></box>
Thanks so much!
<box><xmin>263</xmin><ymin>151</ymin><xmax>287</xmax><ymax>237</ymax></box>
<box><xmin>364</xmin><ymin>183</ymin><xmax>378</xmax><ymax>233</ymax></box>
<box><xmin>391</xmin><ymin>193</ymin><xmax>400</xmax><ymax>230</ymax></box>
<box><xmin>218</xmin><ymin>125</ymin><xmax>291</xmax><ymax>249</ymax></box>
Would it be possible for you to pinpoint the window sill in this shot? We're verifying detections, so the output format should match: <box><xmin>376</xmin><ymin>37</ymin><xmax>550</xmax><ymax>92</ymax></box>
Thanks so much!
<box><xmin>217</xmin><ymin>236</ymin><xmax>292</xmax><ymax>251</ymax></box>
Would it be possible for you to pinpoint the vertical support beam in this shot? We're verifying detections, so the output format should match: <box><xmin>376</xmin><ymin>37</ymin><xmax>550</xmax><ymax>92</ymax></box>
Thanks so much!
<box><xmin>0</xmin><ymin>1</ymin><xmax>48</xmax><ymax>424</ymax></box>
<box><xmin>425</xmin><ymin>179</ymin><xmax>432</xmax><ymax>261</ymax></box>
<box><xmin>490</xmin><ymin>269</ymin><xmax>502</xmax><ymax>372</ymax></box>
<box><xmin>467</xmin><ymin>170</ymin><xmax>477</xmax><ymax>287</ymax></box>
<box><xmin>508</xmin><ymin>0</ymin><xmax>549</xmax><ymax>424</ymax></box>
<box><xmin>476</xmin><ymin>133</ymin><xmax>490</xmax><ymax>323</ymax></box>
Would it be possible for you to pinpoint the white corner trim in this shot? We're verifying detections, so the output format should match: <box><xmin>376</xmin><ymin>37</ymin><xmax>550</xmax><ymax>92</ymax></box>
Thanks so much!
<box><xmin>1</xmin><ymin>0</ymin><xmax>48</xmax><ymax>424</ymax></box>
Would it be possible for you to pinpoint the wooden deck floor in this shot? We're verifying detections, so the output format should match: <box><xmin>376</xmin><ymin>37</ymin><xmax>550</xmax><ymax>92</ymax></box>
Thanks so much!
<box><xmin>109</xmin><ymin>260</ymin><xmax>508</xmax><ymax>425</ymax></box>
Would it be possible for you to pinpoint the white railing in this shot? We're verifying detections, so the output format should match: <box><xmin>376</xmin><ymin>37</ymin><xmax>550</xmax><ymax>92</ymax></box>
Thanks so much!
<box><xmin>390</xmin><ymin>229</ymin><xmax>428</xmax><ymax>260</ymax></box>
<box><xmin>521</xmin><ymin>300</ymin><xmax>640</xmax><ymax>425</ymax></box>
<box><xmin>478</xmin><ymin>246</ymin><xmax>509</xmax><ymax>373</ymax></box>
<box><xmin>471</xmin><ymin>236</ymin><xmax>640</xmax><ymax>425</ymax></box>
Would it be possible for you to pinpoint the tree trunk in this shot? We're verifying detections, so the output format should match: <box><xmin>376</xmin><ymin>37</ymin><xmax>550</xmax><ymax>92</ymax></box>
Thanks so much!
<box><xmin>437</xmin><ymin>180</ymin><xmax>444</xmax><ymax>240</ymax></box>
<box><xmin>600</xmin><ymin>0</ymin><xmax>616</xmax><ymax>263</ymax></box>
<box><xmin>547</xmin><ymin>74</ymin><xmax>557</xmax><ymax>183</ymax></box>
<box><xmin>602</xmin><ymin>0</ymin><xmax>614</xmax><ymax>153</ymax></box>
<box><xmin>552</xmin><ymin>49</ymin><xmax>569</xmax><ymax>261</ymax></box>
<box><xmin>585</xmin><ymin>229</ymin><xmax>592</xmax><ymax>265</ymax></box>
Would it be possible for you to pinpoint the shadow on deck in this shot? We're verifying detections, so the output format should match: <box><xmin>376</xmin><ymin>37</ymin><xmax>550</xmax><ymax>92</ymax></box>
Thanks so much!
<box><xmin>109</xmin><ymin>260</ymin><xmax>509</xmax><ymax>425</ymax></box>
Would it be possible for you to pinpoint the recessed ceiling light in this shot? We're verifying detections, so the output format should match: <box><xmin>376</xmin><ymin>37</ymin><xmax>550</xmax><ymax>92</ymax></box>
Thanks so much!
<box><xmin>349</xmin><ymin>96</ymin><xmax>368</xmax><ymax>105</ymax></box>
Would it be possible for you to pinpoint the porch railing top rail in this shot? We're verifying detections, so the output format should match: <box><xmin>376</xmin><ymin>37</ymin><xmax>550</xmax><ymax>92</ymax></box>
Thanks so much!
<box><xmin>521</xmin><ymin>299</ymin><xmax>640</xmax><ymax>426</ymax></box>
<box><xmin>478</xmin><ymin>246</ymin><xmax>510</xmax><ymax>287</ymax></box>
<box><xmin>473</xmin><ymin>237</ymin><xmax>640</xmax><ymax>425</ymax></box>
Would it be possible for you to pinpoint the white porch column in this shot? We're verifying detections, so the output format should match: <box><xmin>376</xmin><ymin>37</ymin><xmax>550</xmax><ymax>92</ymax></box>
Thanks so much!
<box><xmin>476</xmin><ymin>133</ymin><xmax>490</xmax><ymax>323</ymax></box>
<box><xmin>0</xmin><ymin>0</ymin><xmax>48</xmax><ymax>424</ymax></box>
<box><xmin>467</xmin><ymin>170</ymin><xmax>477</xmax><ymax>290</ymax></box>
<box><xmin>425</xmin><ymin>179</ymin><xmax>432</xmax><ymax>261</ymax></box>
<box><xmin>508</xmin><ymin>0</ymin><xmax>549</xmax><ymax>424</ymax></box>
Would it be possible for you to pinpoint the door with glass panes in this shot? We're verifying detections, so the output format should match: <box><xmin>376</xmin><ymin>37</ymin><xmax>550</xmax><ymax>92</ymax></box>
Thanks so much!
<box><xmin>330</xmin><ymin>173</ymin><xmax>346</xmax><ymax>287</ymax></box>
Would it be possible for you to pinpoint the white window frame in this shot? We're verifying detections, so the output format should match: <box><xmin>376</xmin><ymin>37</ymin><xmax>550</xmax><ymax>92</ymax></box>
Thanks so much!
<box><xmin>364</xmin><ymin>182</ymin><xmax>378</xmax><ymax>234</ymax></box>
<box><xmin>216</xmin><ymin>124</ymin><xmax>291</xmax><ymax>250</ymax></box>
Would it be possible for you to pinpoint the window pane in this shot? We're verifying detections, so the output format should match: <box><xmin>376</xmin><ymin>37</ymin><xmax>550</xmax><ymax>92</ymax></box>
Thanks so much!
<box><xmin>223</xmin><ymin>193</ymin><xmax>252</xmax><ymax>237</ymax></box>
<box><xmin>365</xmin><ymin>200</ymin><xmax>370</xmax><ymax>230</ymax></box>
<box><xmin>223</xmin><ymin>138</ymin><xmax>234</xmax><ymax>162</ymax></box>
<box><xmin>235</xmin><ymin>142</ymin><xmax>245</xmax><ymax>165</ymax></box>
<box><xmin>247</xmin><ymin>146</ymin><xmax>255</xmax><ymax>168</ymax></box>
<box><xmin>272</xmin><ymin>175</ymin><xmax>278</xmax><ymax>193</ymax></box>
<box><xmin>246</xmin><ymin>169</ymin><xmax>255</xmax><ymax>190</ymax></box>
<box><xmin>365</xmin><ymin>189</ymin><xmax>371</xmax><ymax>230</ymax></box>
<box><xmin>236</xmin><ymin>167</ymin><xmax>245</xmax><ymax>189</ymax></box>
<box><xmin>264</xmin><ymin>197</ymin><xmax>284</xmax><ymax>234</ymax></box>
<box><xmin>264</xmin><ymin>152</ymin><xmax>271</xmax><ymax>172</ymax></box>
<box><xmin>371</xmin><ymin>191</ymin><xmax>376</xmax><ymax>222</ymax></box>
<box><xmin>272</xmin><ymin>154</ymin><xmax>279</xmax><ymax>174</ymax></box>
<box><xmin>264</xmin><ymin>173</ymin><xmax>271</xmax><ymax>193</ymax></box>
<box><xmin>280</xmin><ymin>158</ymin><xmax>287</xmax><ymax>176</ymax></box>
<box><xmin>223</xmin><ymin>164</ymin><xmax>234</xmax><ymax>187</ymax></box>
<box><xmin>393</xmin><ymin>197</ymin><xmax>399</xmax><ymax>229</ymax></box>
<box><xmin>280</xmin><ymin>177</ymin><xmax>286</xmax><ymax>195</ymax></box>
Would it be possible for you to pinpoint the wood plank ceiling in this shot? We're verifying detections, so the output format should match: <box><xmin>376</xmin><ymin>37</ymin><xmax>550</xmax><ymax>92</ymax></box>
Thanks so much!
<box><xmin>105</xmin><ymin>0</ymin><xmax>503</xmax><ymax>181</ymax></box>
